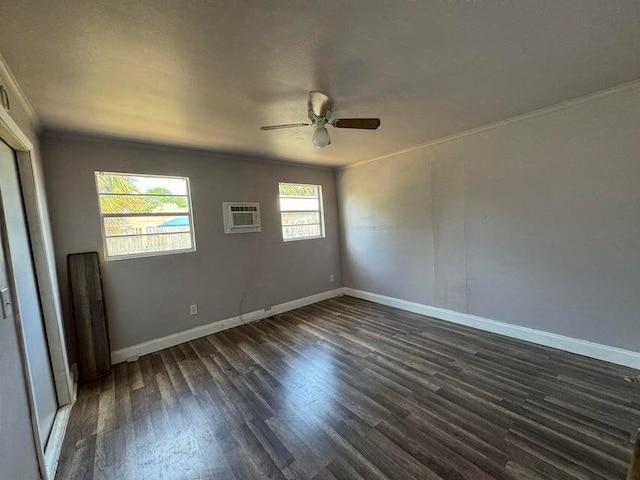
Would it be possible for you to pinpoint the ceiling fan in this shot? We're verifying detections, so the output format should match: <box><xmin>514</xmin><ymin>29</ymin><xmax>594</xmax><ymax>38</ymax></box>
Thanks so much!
<box><xmin>260</xmin><ymin>91</ymin><xmax>381</xmax><ymax>148</ymax></box>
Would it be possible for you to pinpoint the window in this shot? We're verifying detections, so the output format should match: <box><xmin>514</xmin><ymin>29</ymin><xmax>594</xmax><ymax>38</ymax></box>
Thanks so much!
<box><xmin>95</xmin><ymin>172</ymin><xmax>195</xmax><ymax>260</ymax></box>
<box><xmin>278</xmin><ymin>182</ymin><xmax>325</xmax><ymax>241</ymax></box>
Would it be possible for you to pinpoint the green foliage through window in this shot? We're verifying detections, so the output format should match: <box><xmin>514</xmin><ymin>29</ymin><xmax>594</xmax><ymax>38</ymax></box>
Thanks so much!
<box><xmin>97</xmin><ymin>174</ymin><xmax>189</xmax><ymax>214</ymax></box>
<box><xmin>279</xmin><ymin>183</ymin><xmax>318</xmax><ymax>198</ymax></box>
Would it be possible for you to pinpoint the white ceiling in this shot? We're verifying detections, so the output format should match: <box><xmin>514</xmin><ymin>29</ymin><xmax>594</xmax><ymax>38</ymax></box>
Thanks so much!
<box><xmin>1</xmin><ymin>1</ymin><xmax>639</xmax><ymax>167</ymax></box>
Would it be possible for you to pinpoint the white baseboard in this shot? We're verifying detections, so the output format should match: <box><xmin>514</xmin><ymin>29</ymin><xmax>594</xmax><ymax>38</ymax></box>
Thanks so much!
<box><xmin>110</xmin><ymin>289</ymin><xmax>343</xmax><ymax>364</ymax></box>
<box><xmin>342</xmin><ymin>288</ymin><xmax>640</xmax><ymax>370</ymax></box>
<box><xmin>44</xmin><ymin>399</ymin><xmax>74</xmax><ymax>480</ymax></box>
<box><xmin>110</xmin><ymin>286</ymin><xmax>640</xmax><ymax>370</ymax></box>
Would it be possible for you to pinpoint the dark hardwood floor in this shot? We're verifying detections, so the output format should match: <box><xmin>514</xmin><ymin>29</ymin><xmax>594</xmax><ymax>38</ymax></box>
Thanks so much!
<box><xmin>55</xmin><ymin>296</ymin><xmax>640</xmax><ymax>480</ymax></box>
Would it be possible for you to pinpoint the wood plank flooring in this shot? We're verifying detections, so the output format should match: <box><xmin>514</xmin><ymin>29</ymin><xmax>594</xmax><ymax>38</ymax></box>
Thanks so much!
<box><xmin>55</xmin><ymin>296</ymin><xmax>640</xmax><ymax>480</ymax></box>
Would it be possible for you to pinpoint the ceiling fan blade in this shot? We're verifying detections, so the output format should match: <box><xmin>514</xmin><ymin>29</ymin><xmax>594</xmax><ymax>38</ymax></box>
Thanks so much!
<box><xmin>260</xmin><ymin>123</ymin><xmax>310</xmax><ymax>131</ymax></box>
<box><xmin>309</xmin><ymin>91</ymin><xmax>330</xmax><ymax>118</ymax></box>
<box><xmin>332</xmin><ymin>118</ymin><xmax>381</xmax><ymax>130</ymax></box>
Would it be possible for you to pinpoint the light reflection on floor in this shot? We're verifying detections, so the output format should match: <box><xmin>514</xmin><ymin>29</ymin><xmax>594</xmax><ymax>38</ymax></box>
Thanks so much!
<box><xmin>281</xmin><ymin>343</ymin><xmax>337</xmax><ymax>423</ymax></box>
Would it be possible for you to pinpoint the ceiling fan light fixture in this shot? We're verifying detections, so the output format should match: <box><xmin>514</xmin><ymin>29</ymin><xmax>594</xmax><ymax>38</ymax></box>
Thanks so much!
<box><xmin>313</xmin><ymin>126</ymin><xmax>330</xmax><ymax>148</ymax></box>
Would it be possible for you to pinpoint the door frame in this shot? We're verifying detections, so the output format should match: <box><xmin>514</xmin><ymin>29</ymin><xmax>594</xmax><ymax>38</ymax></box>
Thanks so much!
<box><xmin>1</xmin><ymin>104</ymin><xmax>74</xmax><ymax>479</ymax></box>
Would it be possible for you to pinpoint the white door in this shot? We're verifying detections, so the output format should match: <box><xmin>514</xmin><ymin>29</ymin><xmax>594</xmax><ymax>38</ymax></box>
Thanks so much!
<box><xmin>0</xmin><ymin>139</ymin><xmax>57</xmax><ymax>446</ymax></box>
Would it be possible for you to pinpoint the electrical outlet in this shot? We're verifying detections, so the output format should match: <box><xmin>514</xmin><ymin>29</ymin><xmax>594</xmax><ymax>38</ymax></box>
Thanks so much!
<box><xmin>190</xmin><ymin>304</ymin><xmax>198</xmax><ymax>315</ymax></box>
<box><xmin>329</xmin><ymin>274</ymin><xmax>335</xmax><ymax>283</ymax></box>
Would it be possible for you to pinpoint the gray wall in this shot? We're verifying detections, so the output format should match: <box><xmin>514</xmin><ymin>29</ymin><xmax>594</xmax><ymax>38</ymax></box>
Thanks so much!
<box><xmin>338</xmin><ymin>84</ymin><xmax>640</xmax><ymax>353</ymax></box>
<box><xmin>0</xmin><ymin>73</ymin><xmax>42</xmax><ymax>478</ymax></box>
<box><xmin>40</xmin><ymin>133</ymin><xmax>342</xmax><ymax>354</ymax></box>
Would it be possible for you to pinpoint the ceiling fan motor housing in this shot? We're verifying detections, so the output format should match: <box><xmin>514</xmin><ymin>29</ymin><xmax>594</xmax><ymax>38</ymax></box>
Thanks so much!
<box><xmin>308</xmin><ymin>107</ymin><xmax>331</xmax><ymax>125</ymax></box>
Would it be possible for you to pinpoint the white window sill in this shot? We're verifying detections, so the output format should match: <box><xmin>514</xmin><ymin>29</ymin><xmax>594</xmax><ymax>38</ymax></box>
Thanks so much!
<box><xmin>282</xmin><ymin>235</ymin><xmax>325</xmax><ymax>243</ymax></box>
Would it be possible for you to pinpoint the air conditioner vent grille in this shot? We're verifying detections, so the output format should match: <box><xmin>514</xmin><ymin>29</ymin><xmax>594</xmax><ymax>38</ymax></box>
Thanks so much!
<box><xmin>230</xmin><ymin>206</ymin><xmax>258</xmax><ymax>212</ymax></box>
<box><xmin>232</xmin><ymin>212</ymin><xmax>255</xmax><ymax>226</ymax></box>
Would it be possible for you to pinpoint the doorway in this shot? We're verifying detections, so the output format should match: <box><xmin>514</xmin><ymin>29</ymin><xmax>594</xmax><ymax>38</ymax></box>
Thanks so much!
<box><xmin>0</xmin><ymin>139</ymin><xmax>58</xmax><ymax>446</ymax></box>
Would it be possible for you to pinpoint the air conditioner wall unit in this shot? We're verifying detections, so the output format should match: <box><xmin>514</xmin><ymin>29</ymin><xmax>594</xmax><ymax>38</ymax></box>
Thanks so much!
<box><xmin>223</xmin><ymin>202</ymin><xmax>261</xmax><ymax>234</ymax></box>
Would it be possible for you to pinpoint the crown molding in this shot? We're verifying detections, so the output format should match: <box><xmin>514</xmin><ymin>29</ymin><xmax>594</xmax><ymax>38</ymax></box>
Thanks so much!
<box><xmin>0</xmin><ymin>52</ymin><xmax>39</xmax><ymax>128</ymax></box>
<box><xmin>342</xmin><ymin>78</ymin><xmax>640</xmax><ymax>170</ymax></box>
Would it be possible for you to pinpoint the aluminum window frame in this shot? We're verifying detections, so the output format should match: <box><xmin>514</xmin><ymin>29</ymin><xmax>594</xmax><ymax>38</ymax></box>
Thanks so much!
<box><xmin>278</xmin><ymin>182</ymin><xmax>325</xmax><ymax>242</ymax></box>
<box><xmin>95</xmin><ymin>171</ymin><xmax>197</xmax><ymax>261</ymax></box>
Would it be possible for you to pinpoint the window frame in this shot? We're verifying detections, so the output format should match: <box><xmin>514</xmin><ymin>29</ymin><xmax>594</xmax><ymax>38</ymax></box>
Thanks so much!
<box><xmin>278</xmin><ymin>182</ymin><xmax>325</xmax><ymax>242</ymax></box>
<box><xmin>95</xmin><ymin>171</ymin><xmax>197</xmax><ymax>261</ymax></box>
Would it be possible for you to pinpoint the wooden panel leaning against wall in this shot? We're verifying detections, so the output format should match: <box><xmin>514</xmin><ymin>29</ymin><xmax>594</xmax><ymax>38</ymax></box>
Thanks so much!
<box><xmin>68</xmin><ymin>252</ymin><xmax>111</xmax><ymax>381</ymax></box>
